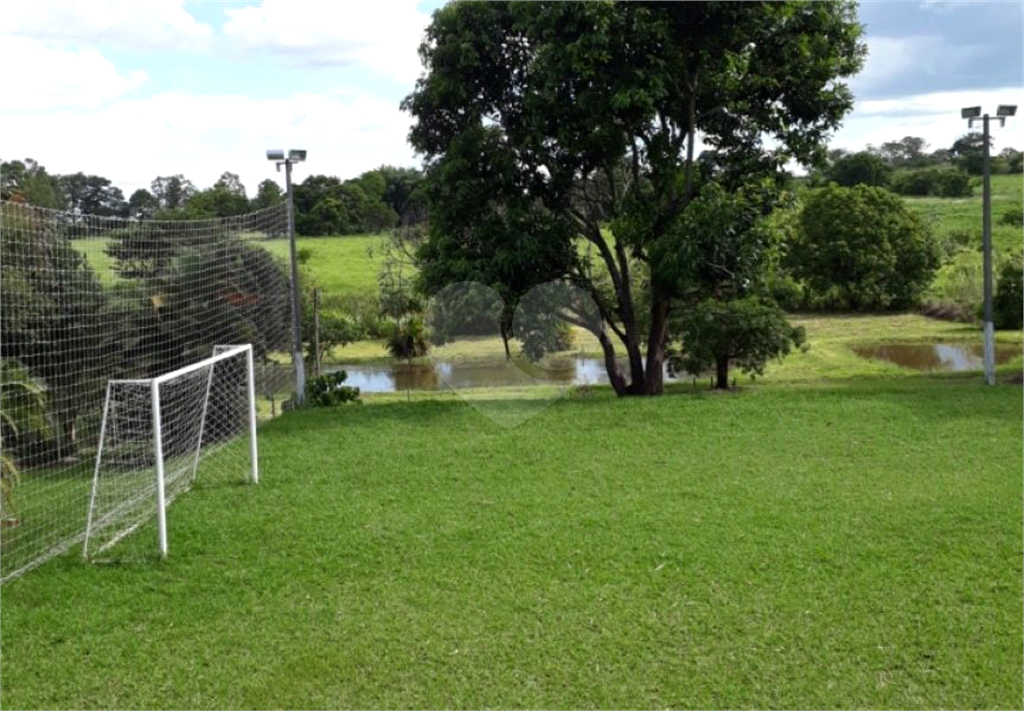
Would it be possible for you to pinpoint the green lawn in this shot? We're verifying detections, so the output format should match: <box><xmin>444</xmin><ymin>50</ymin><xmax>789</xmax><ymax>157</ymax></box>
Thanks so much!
<box><xmin>260</xmin><ymin>234</ymin><xmax>386</xmax><ymax>299</ymax></box>
<box><xmin>1</xmin><ymin>374</ymin><xmax>1020</xmax><ymax>709</ymax></box>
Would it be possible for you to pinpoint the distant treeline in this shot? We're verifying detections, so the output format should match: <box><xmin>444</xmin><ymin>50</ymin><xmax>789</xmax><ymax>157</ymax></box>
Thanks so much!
<box><xmin>804</xmin><ymin>134</ymin><xmax>1023</xmax><ymax>196</ymax></box>
<box><xmin>0</xmin><ymin>160</ymin><xmax>426</xmax><ymax>235</ymax></box>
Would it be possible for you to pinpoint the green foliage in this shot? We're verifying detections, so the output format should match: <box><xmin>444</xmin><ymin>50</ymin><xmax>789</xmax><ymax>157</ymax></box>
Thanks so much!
<box><xmin>250</xmin><ymin>179</ymin><xmax>284</xmax><ymax>211</ymax></box>
<box><xmin>1000</xmin><ymin>204</ymin><xmax>1023</xmax><ymax>227</ymax></box>
<box><xmin>1</xmin><ymin>205</ymin><xmax>107</xmax><ymax>461</ymax></box>
<box><xmin>404</xmin><ymin>0</ymin><xmax>865</xmax><ymax>395</ymax></box>
<box><xmin>791</xmin><ymin>184</ymin><xmax>940</xmax><ymax>310</ymax></box>
<box><xmin>993</xmin><ymin>255</ymin><xmax>1023</xmax><ymax>330</ymax></box>
<box><xmin>293</xmin><ymin>171</ymin><xmax>401</xmax><ymax>236</ymax></box>
<box><xmin>0</xmin><ymin>159</ymin><xmax>63</xmax><ymax>208</ymax></box>
<box><xmin>0</xmin><ymin>360</ymin><xmax>51</xmax><ymax>521</ymax></box>
<box><xmin>826</xmin><ymin>150</ymin><xmax>892</xmax><ymax>187</ymax></box>
<box><xmin>304</xmin><ymin>371</ymin><xmax>360</xmax><ymax>407</ymax></box>
<box><xmin>889</xmin><ymin>167</ymin><xmax>973</xmax><ymax>198</ymax></box>
<box><xmin>105</xmin><ymin>227</ymin><xmax>292</xmax><ymax>375</ymax></box>
<box><xmin>385</xmin><ymin>315</ymin><xmax>429</xmax><ymax>360</ymax></box>
<box><xmin>303</xmin><ymin>308</ymin><xmax>362</xmax><ymax>366</ymax></box>
<box><xmin>56</xmin><ymin>172</ymin><xmax>127</xmax><ymax>217</ymax></box>
<box><xmin>950</xmin><ymin>132</ymin><xmax>992</xmax><ymax>176</ymax></box>
<box><xmin>150</xmin><ymin>175</ymin><xmax>196</xmax><ymax>210</ymax></box>
<box><xmin>669</xmin><ymin>297</ymin><xmax>806</xmax><ymax>388</ymax></box>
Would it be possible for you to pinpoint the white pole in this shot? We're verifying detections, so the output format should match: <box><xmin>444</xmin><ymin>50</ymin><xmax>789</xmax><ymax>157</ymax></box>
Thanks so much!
<box><xmin>151</xmin><ymin>379</ymin><xmax>169</xmax><ymax>558</ymax></box>
<box><xmin>245</xmin><ymin>345</ymin><xmax>260</xmax><ymax>484</ymax></box>
<box><xmin>83</xmin><ymin>381</ymin><xmax>114</xmax><ymax>559</ymax></box>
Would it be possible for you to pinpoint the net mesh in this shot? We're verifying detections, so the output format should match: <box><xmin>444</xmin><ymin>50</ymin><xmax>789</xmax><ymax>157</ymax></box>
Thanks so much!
<box><xmin>1</xmin><ymin>199</ymin><xmax>293</xmax><ymax>581</ymax></box>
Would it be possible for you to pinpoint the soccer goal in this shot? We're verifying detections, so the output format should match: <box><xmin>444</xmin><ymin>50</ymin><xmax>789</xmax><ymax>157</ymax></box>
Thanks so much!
<box><xmin>83</xmin><ymin>345</ymin><xmax>259</xmax><ymax>560</ymax></box>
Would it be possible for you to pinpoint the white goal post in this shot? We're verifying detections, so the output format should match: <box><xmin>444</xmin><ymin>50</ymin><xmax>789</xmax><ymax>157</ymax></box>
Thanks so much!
<box><xmin>83</xmin><ymin>344</ymin><xmax>259</xmax><ymax>560</ymax></box>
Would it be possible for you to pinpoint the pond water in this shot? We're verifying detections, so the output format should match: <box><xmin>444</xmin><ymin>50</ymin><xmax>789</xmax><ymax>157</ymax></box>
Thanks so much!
<box><xmin>325</xmin><ymin>358</ymin><xmax>615</xmax><ymax>393</ymax></box>
<box><xmin>851</xmin><ymin>342</ymin><xmax>1020</xmax><ymax>371</ymax></box>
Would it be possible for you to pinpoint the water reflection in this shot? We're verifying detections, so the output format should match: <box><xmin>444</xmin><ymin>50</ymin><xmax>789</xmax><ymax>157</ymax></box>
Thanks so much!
<box><xmin>851</xmin><ymin>342</ymin><xmax>1019</xmax><ymax>371</ymax></box>
<box><xmin>326</xmin><ymin>357</ymin><xmax>615</xmax><ymax>393</ymax></box>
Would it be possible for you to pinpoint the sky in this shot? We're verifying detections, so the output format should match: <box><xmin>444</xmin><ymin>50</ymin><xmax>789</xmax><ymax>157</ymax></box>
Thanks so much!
<box><xmin>1</xmin><ymin>0</ymin><xmax>1022</xmax><ymax>199</ymax></box>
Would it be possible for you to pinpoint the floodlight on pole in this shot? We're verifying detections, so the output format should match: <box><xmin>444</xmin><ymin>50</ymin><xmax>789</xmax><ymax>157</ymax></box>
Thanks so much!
<box><xmin>960</xmin><ymin>105</ymin><xmax>1016</xmax><ymax>385</ymax></box>
<box><xmin>267</xmin><ymin>148</ymin><xmax>308</xmax><ymax>406</ymax></box>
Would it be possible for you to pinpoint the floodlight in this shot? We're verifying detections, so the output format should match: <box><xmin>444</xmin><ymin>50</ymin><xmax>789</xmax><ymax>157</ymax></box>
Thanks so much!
<box><xmin>997</xmin><ymin>105</ymin><xmax>1017</xmax><ymax>117</ymax></box>
<box><xmin>961</xmin><ymin>106</ymin><xmax>982</xmax><ymax>119</ymax></box>
<box><xmin>288</xmin><ymin>149</ymin><xmax>307</xmax><ymax>162</ymax></box>
<box><xmin>266</xmin><ymin>149</ymin><xmax>285</xmax><ymax>161</ymax></box>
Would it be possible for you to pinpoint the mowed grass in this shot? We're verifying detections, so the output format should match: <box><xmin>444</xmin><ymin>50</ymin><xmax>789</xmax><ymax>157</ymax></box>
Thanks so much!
<box><xmin>1</xmin><ymin>377</ymin><xmax>1021</xmax><ymax>709</ymax></box>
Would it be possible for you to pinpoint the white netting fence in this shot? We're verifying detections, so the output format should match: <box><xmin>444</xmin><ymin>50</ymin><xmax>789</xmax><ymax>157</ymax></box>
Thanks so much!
<box><xmin>0</xmin><ymin>200</ymin><xmax>295</xmax><ymax>582</ymax></box>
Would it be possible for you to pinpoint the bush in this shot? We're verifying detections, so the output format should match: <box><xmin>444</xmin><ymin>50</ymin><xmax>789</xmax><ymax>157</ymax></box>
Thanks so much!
<box><xmin>668</xmin><ymin>297</ymin><xmax>806</xmax><ymax>389</ymax></box>
<box><xmin>305</xmin><ymin>371</ymin><xmax>360</xmax><ymax>407</ymax></box>
<box><xmin>790</xmin><ymin>185</ymin><xmax>940</xmax><ymax>311</ymax></box>
<box><xmin>385</xmin><ymin>315</ymin><xmax>429</xmax><ymax>359</ymax></box>
<box><xmin>993</xmin><ymin>256</ymin><xmax>1023</xmax><ymax>330</ymax></box>
<box><xmin>889</xmin><ymin>167</ymin><xmax>973</xmax><ymax>198</ymax></box>
<box><xmin>1000</xmin><ymin>205</ymin><xmax>1023</xmax><ymax>228</ymax></box>
<box><xmin>826</xmin><ymin>151</ymin><xmax>891</xmax><ymax>187</ymax></box>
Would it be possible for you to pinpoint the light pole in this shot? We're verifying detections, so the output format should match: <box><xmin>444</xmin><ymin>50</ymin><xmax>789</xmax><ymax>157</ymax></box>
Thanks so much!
<box><xmin>960</xmin><ymin>105</ymin><xmax>1016</xmax><ymax>386</ymax></box>
<box><xmin>267</xmin><ymin>149</ymin><xmax>308</xmax><ymax>406</ymax></box>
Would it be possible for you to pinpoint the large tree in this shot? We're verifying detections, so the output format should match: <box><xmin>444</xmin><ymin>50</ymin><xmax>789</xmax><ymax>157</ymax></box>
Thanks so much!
<box><xmin>56</xmin><ymin>172</ymin><xmax>128</xmax><ymax>217</ymax></box>
<box><xmin>404</xmin><ymin>1</ymin><xmax>864</xmax><ymax>395</ymax></box>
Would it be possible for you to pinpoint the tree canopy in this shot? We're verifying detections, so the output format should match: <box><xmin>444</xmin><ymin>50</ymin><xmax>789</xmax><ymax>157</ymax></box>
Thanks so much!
<box><xmin>404</xmin><ymin>0</ymin><xmax>865</xmax><ymax>395</ymax></box>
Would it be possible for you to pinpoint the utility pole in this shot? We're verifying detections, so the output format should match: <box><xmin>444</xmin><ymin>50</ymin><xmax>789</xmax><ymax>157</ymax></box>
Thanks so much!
<box><xmin>961</xmin><ymin>105</ymin><xmax>1017</xmax><ymax>386</ymax></box>
<box><xmin>267</xmin><ymin>149</ymin><xmax>308</xmax><ymax>405</ymax></box>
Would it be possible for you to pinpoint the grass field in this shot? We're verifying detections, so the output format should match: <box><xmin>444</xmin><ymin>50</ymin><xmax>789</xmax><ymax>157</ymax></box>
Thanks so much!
<box><xmin>260</xmin><ymin>234</ymin><xmax>385</xmax><ymax>299</ymax></box>
<box><xmin>1</xmin><ymin>374</ymin><xmax>1020</xmax><ymax>709</ymax></box>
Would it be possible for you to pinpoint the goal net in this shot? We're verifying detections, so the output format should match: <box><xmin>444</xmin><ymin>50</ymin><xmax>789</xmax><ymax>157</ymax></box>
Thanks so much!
<box><xmin>0</xmin><ymin>199</ymin><xmax>294</xmax><ymax>582</ymax></box>
<box><xmin>84</xmin><ymin>345</ymin><xmax>258</xmax><ymax>560</ymax></box>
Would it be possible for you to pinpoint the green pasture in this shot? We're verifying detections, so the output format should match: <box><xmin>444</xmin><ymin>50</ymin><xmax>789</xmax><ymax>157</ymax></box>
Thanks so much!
<box><xmin>1</xmin><ymin>370</ymin><xmax>1021</xmax><ymax>709</ymax></box>
<box><xmin>260</xmin><ymin>234</ymin><xmax>385</xmax><ymax>300</ymax></box>
<box><xmin>904</xmin><ymin>173</ymin><xmax>1023</xmax><ymax>256</ymax></box>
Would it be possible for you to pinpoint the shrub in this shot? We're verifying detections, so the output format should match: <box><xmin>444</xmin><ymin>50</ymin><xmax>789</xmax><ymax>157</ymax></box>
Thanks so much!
<box><xmin>1000</xmin><ymin>205</ymin><xmax>1023</xmax><ymax>228</ymax></box>
<box><xmin>826</xmin><ymin>151</ymin><xmax>891</xmax><ymax>188</ymax></box>
<box><xmin>889</xmin><ymin>167</ymin><xmax>973</xmax><ymax>198</ymax></box>
<box><xmin>305</xmin><ymin>371</ymin><xmax>360</xmax><ymax>407</ymax></box>
<box><xmin>993</xmin><ymin>256</ymin><xmax>1023</xmax><ymax>330</ymax></box>
<box><xmin>385</xmin><ymin>315</ymin><xmax>429</xmax><ymax>359</ymax></box>
<box><xmin>790</xmin><ymin>185</ymin><xmax>940</xmax><ymax>310</ymax></box>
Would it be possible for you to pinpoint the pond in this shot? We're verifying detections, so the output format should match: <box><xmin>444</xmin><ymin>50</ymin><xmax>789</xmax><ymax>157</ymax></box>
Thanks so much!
<box><xmin>325</xmin><ymin>358</ymin><xmax>616</xmax><ymax>393</ymax></box>
<box><xmin>851</xmin><ymin>342</ymin><xmax>1020</xmax><ymax>371</ymax></box>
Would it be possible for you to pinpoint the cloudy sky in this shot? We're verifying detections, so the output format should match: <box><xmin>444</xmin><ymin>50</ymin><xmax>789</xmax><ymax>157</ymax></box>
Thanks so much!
<box><xmin>1</xmin><ymin>0</ymin><xmax>1021</xmax><ymax>198</ymax></box>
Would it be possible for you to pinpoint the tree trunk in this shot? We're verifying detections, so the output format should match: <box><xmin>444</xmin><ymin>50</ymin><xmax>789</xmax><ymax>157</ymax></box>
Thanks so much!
<box><xmin>597</xmin><ymin>328</ymin><xmax>627</xmax><ymax>396</ymax></box>
<box><xmin>715</xmin><ymin>355</ymin><xmax>730</xmax><ymax>390</ymax></box>
<box><xmin>643</xmin><ymin>291</ymin><xmax>670</xmax><ymax>395</ymax></box>
<box><xmin>499</xmin><ymin>320</ymin><xmax>512</xmax><ymax>361</ymax></box>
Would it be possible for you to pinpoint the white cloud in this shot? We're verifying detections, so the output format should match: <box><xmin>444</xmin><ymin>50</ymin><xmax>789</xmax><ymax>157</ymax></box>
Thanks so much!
<box><xmin>0</xmin><ymin>39</ymin><xmax>146</xmax><ymax>111</ymax></box>
<box><xmin>0</xmin><ymin>92</ymin><xmax>418</xmax><ymax>196</ymax></box>
<box><xmin>222</xmin><ymin>0</ymin><xmax>431</xmax><ymax>83</ymax></box>
<box><xmin>1</xmin><ymin>0</ymin><xmax>212</xmax><ymax>50</ymax></box>
<box><xmin>856</xmin><ymin>88</ymin><xmax>1024</xmax><ymax>120</ymax></box>
<box><xmin>832</xmin><ymin>88</ymin><xmax>1024</xmax><ymax>154</ymax></box>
